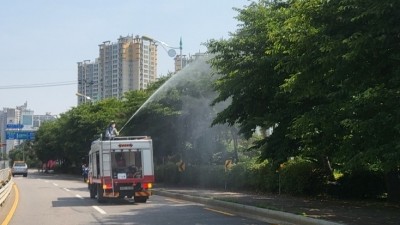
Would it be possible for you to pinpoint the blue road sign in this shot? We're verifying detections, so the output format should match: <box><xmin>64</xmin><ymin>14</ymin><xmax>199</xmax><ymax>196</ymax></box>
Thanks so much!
<box><xmin>5</xmin><ymin>132</ymin><xmax>15</xmax><ymax>140</ymax></box>
<box><xmin>6</xmin><ymin>124</ymin><xmax>24</xmax><ymax>129</ymax></box>
<box><xmin>6</xmin><ymin>131</ymin><xmax>35</xmax><ymax>140</ymax></box>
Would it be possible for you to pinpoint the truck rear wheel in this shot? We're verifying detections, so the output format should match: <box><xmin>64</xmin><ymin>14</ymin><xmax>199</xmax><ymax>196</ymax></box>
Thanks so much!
<box><xmin>134</xmin><ymin>196</ymin><xmax>147</xmax><ymax>203</ymax></box>
<box><xmin>97</xmin><ymin>184</ymin><xmax>105</xmax><ymax>203</ymax></box>
<box><xmin>89</xmin><ymin>184</ymin><xmax>96</xmax><ymax>199</ymax></box>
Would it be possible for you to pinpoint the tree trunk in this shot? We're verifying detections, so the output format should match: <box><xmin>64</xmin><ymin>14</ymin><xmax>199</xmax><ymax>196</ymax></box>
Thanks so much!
<box><xmin>230</xmin><ymin>127</ymin><xmax>239</xmax><ymax>163</ymax></box>
<box><xmin>321</xmin><ymin>156</ymin><xmax>335</xmax><ymax>182</ymax></box>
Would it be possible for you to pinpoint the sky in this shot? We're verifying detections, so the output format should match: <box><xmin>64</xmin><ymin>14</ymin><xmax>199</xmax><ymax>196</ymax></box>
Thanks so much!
<box><xmin>0</xmin><ymin>0</ymin><xmax>249</xmax><ymax>115</ymax></box>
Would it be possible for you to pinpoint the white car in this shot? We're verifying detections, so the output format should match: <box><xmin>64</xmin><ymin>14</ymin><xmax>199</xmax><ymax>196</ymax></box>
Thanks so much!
<box><xmin>12</xmin><ymin>161</ymin><xmax>28</xmax><ymax>177</ymax></box>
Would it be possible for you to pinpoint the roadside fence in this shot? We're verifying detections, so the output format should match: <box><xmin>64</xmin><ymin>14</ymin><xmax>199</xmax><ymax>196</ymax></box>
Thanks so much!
<box><xmin>0</xmin><ymin>160</ymin><xmax>9</xmax><ymax>169</ymax></box>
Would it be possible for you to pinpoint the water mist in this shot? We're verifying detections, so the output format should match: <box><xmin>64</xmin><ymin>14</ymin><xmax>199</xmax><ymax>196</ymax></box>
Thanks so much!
<box><xmin>121</xmin><ymin>54</ymin><xmax>234</xmax><ymax>179</ymax></box>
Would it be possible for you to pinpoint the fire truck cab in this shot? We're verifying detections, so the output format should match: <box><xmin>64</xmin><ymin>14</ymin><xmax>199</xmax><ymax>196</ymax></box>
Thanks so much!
<box><xmin>88</xmin><ymin>136</ymin><xmax>154</xmax><ymax>203</ymax></box>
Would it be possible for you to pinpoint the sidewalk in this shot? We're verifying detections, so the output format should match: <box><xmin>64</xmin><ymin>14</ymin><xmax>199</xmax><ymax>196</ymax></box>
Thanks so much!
<box><xmin>152</xmin><ymin>187</ymin><xmax>400</xmax><ymax>225</ymax></box>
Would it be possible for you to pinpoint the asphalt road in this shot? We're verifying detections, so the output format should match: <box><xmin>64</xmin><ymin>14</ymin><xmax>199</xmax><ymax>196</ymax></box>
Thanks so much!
<box><xmin>5</xmin><ymin>171</ymin><xmax>273</xmax><ymax>225</ymax></box>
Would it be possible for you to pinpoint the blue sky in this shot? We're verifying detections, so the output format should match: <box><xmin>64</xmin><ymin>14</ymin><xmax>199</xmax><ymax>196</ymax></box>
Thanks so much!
<box><xmin>0</xmin><ymin>0</ymin><xmax>249</xmax><ymax>115</ymax></box>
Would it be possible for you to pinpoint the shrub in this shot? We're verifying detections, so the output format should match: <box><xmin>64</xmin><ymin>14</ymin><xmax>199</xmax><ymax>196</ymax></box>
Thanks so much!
<box><xmin>228</xmin><ymin>160</ymin><xmax>279</xmax><ymax>192</ymax></box>
<box><xmin>154</xmin><ymin>163</ymin><xmax>181</xmax><ymax>184</ymax></box>
<box><xmin>279</xmin><ymin>158</ymin><xmax>325</xmax><ymax>195</ymax></box>
<box><xmin>197</xmin><ymin>165</ymin><xmax>226</xmax><ymax>188</ymax></box>
<box><xmin>155</xmin><ymin>163</ymin><xmax>226</xmax><ymax>188</ymax></box>
<box><xmin>154</xmin><ymin>160</ymin><xmax>282</xmax><ymax>193</ymax></box>
<box><xmin>226</xmin><ymin>162</ymin><xmax>249</xmax><ymax>189</ymax></box>
<box><xmin>256</xmin><ymin>162</ymin><xmax>280</xmax><ymax>193</ymax></box>
<box><xmin>332</xmin><ymin>169</ymin><xmax>386</xmax><ymax>199</ymax></box>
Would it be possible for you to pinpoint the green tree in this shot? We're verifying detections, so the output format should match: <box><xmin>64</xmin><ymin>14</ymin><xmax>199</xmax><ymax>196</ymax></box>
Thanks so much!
<box><xmin>9</xmin><ymin>141</ymin><xmax>37</xmax><ymax>167</ymax></box>
<box><xmin>270</xmin><ymin>0</ymin><xmax>400</xmax><ymax>199</ymax></box>
<box><xmin>34</xmin><ymin>98</ymin><xmax>124</xmax><ymax>171</ymax></box>
<box><xmin>207</xmin><ymin>0</ymin><xmax>298</xmax><ymax>168</ymax></box>
<box><xmin>34</xmin><ymin>120</ymin><xmax>62</xmax><ymax>163</ymax></box>
<box><xmin>207</xmin><ymin>0</ymin><xmax>400</xmax><ymax>200</ymax></box>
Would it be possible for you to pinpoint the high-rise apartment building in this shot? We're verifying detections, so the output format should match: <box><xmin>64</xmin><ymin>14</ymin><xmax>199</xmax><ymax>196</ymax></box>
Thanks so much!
<box><xmin>77</xmin><ymin>59</ymin><xmax>99</xmax><ymax>104</ymax></box>
<box><xmin>174</xmin><ymin>52</ymin><xmax>206</xmax><ymax>73</ymax></box>
<box><xmin>77</xmin><ymin>35</ymin><xmax>158</xmax><ymax>105</ymax></box>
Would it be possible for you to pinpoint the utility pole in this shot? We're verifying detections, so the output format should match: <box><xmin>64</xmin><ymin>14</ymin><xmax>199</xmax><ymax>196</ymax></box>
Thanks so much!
<box><xmin>180</xmin><ymin>37</ymin><xmax>183</xmax><ymax>71</ymax></box>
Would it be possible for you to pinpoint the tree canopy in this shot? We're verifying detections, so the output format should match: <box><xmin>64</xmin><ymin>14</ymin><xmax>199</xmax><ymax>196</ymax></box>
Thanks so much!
<box><xmin>207</xmin><ymin>0</ymin><xmax>400</xmax><ymax>199</ymax></box>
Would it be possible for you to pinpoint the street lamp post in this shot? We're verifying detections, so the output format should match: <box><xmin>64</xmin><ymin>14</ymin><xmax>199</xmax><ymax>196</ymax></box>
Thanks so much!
<box><xmin>76</xmin><ymin>92</ymin><xmax>92</xmax><ymax>103</ymax></box>
<box><xmin>141</xmin><ymin>35</ymin><xmax>183</xmax><ymax>71</ymax></box>
<box><xmin>179</xmin><ymin>37</ymin><xmax>182</xmax><ymax>71</ymax></box>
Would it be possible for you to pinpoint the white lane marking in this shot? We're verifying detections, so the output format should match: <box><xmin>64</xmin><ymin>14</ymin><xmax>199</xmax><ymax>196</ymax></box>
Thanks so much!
<box><xmin>92</xmin><ymin>206</ymin><xmax>107</xmax><ymax>214</ymax></box>
<box><xmin>76</xmin><ymin>194</ymin><xmax>84</xmax><ymax>199</ymax></box>
<box><xmin>63</xmin><ymin>188</ymin><xmax>71</xmax><ymax>192</ymax></box>
<box><xmin>45</xmin><ymin>180</ymin><xmax>49</xmax><ymax>183</ymax></box>
<box><xmin>165</xmin><ymin>198</ymin><xmax>186</xmax><ymax>204</ymax></box>
<box><xmin>53</xmin><ymin>183</ymin><xmax>58</xmax><ymax>186</ymax></box>
<box><xmin>204</xmin><ymin>207</ymin><xmax>235</xmax><ymax>216</ymax></box>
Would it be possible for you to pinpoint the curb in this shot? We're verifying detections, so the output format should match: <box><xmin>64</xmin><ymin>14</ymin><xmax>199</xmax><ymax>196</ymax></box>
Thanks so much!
<box><xmin>153</xmin><ymin>189</ymin><xmax>345</xmax><ymax>225</ymax></box>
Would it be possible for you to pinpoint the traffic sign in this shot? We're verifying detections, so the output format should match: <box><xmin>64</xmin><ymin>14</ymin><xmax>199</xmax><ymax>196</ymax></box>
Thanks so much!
<box><xmin>6</xmin><ymin>124</ymin><xmax>24</xmax><ymax>129</ymax></box>
<box><xmin>225</xmin><ymin>160</ymin><xmax>233</xmax><ymax>172</ymax></box>
<box><xmin>176</xmin><ymin>160</ymin><xmax>185</xmax><ymax>172</ymax></box>
<box><xmin>6</xmin><ymin>131</ymin><xmax>35</xmax><ymax>140</ymax></box>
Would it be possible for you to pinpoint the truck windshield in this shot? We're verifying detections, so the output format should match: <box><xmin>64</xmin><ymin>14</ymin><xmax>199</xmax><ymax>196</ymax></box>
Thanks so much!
<box><xmin>111</xmin><ymin>151</ymin><xmax>142</xmax><ymax>179</ymax></box>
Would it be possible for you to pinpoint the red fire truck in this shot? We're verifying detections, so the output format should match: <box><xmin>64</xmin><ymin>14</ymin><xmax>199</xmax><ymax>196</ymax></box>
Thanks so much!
<box><xmin>87</xmin><ymin>136</ymin><xmax>154</xmax><ymax>203</ymax></box>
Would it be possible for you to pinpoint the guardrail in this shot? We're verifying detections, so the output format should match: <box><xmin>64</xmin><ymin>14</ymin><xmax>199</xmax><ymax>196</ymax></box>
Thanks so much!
<box><xmin>0</xmin><ymin>160</ymin><xmax>10</xmax><ymax>169</ymax></box>
<box><xmin>0</xmin><ymin>168</ymin><xmax>13</xmax><ymax>206</ymax></box>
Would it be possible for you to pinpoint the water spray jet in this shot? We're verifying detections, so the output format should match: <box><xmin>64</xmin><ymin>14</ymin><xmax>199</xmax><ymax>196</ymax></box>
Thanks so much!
<box><xmin>119</xmin><ymin>55</ymin><xmax>213</xmax><ymax>133</ymax></box>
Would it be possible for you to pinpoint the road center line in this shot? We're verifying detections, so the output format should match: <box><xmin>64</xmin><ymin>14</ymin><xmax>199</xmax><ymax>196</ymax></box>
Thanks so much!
<box><xmin>1</xmin><ymin>185</ymin><xmax>19</xmax><ymax>225</ymax></box>
<box><xmin>52</xmin><ymin>183</ymin><xmax>58</xmax><ymax>186</ymax></box>
<box><xmin>63</xmin><ymin>188</ymin><xmax>71</xmax><ymax>192</ymax></box>
<box><xmin>92</xmin><ymin>206</ymin><xmax>107</xmax><ymax>214</ymax></box>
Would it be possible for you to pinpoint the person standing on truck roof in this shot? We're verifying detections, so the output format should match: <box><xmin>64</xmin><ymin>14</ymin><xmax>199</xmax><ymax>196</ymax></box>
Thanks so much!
<box><xmin>105</xmin><ymin>121</ymin><xmax>119</xmax><ymax>140</ymax></box>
